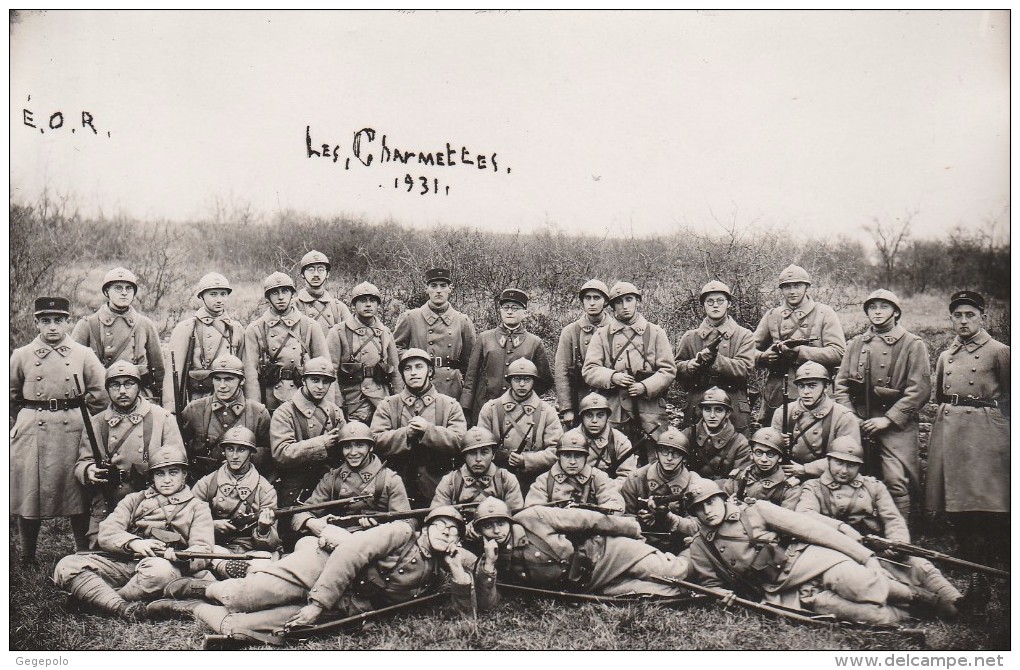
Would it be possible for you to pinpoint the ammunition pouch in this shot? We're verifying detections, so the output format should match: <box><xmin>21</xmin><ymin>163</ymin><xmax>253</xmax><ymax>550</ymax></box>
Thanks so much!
<box><xmin>258</xmin><ymin>363</ymin><xmax>282</xmax><ymax>386</ymax></box>
<box><xmin>567</xmin><ymin>535</ymin><xmax>605</xmax><ymax>587</ymax></box>
<box><xmin>849</xmin><ymin>518</ymin><xmax>882</xmax><ymax>537</ymax></box>
<box><xmin>187</xmin><ymin>369</ymin><xmax>214</xmax><ymax>394</ymax></box>
<box><xmin>228</xmin><ymin>512</ymin><xmax>258</xmax><ymax>533</ymax></box>
<box><xmin>338</xmin><ymin>362</ymin><xmax>386</xmax><ymax>384</ymax></box>
<box><xmin>750</xmin><ymin>540</ymin><xmax>788</xmax><ymax>583</ymax></box>
<box><xmin>150</xmin><ymin>527</ymin><xmax>185</xmax><ymax>547</ymax></box>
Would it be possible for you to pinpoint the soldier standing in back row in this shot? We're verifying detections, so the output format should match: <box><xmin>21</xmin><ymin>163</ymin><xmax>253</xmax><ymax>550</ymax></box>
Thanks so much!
<box><xmin>833</xmin><ymin>289</ymin><xmax>931</xmax><ymax>521</ymax></box>
<box><xmin>674</xmin><ymin>280</ymin><xmax>755</xmax><ymax>433</ymax></box>
<box><xmin>163</xmin><ymin>273</ymin><xmax>245</xmax><ymax>412</ymax></box>
<box><xmin>243</xmin><ymin>272</ymin><xmax>329</xmax><ymax>413</ymax></box>
<box><xmin>393</xmin><ymin>268</ymin><xmax>476</xmax><ymax>401</ymax></box>
<box><xmin>554</xmin><ymin>279</ymin><xmax>611</xmax><ymax>428</ymax></box>
<box><xmin>295</xmin><ymin>250</ymin><xmax>352</xmax><ymax>334</ymax></box>
<box><xmin>753</xmin><ymin>265</ymin><xmax>846</xmax><ymax>426</ymax></box>
<box><xmin>582</xmin><ymin>281</ymin><xmax>677</xmax><ymax>465</ymax></box>
<box><xmin>72</xmin><ymin>267</ymin><xmax>165</xmax><ymax>402</ymax></box>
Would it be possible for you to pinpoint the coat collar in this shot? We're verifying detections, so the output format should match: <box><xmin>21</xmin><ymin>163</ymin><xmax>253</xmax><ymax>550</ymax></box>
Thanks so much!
<box><xmin>820</xmin><ymin>470</ymin><xmax>862</xmax><ymax>489</ymax></box>
<box><xmin>338</xmin><ymin>453</ymin><xmax>382</xmax><ymax>481</ymax></box>
<box><xmin>343</xmin><ymin>314</ymin><xmax>383</xmax><ymax>337</ymax></box>
<box><xmin>696</xmin><ymin>316</ymin><xmax>737</xmax><ymax>339</ymax></box>
<box><xmin>862</xmin><ymin>324</ymin><xmax>905</xmax><ymax>345</ymax></box>
<box><xmin>211</xmin><ymin>392</ymin><xmax>247</xmax><ymax>416</ymax></box>
<box><xmin>575</xmin><ymin>312</ymin><xmax>609</xmax><ymax>333</ymax></box>
<box><xmin>296</xmin><ymin>288</ymin><xmax>335</xmax><ymax>305</ymax></box>
<box><xmin>951</xmin><ymin>329</ymin><xmax>991</xmax><ymax>354</ymax></box>
<box><xmin>422</xmin><ymin>304</ymin><xmax>456</xmax><ymax>326</ymax></box>
<box><xmin>264</xmin><ymin>305</ymin><xmax>299</xmax><ymax>328</ymax></box>
<box><xmin>780</xmin><ymin>295</ymin><xmax>816</xmax><ymax>320</ymax></box>
<box><xmin>746</xmin><ymin>465</ymin><xmax>788</xmax><ymax>489</ymax></box>
<box><xmin>695</xmin><ymin>420</ymin><xmax>736</xmax><ymax>447</ymax></box>
<box><xmin>194</xmin><ymin>306</ymin><xmax>229</xmax><ymax>325</ymax></box>
<box><xmin>500</xmin><ymin>390</ymin><xmax>539</xmax><ymax>412</ymax></box>
<box><xmin>400</xmin><ymin>386</ymin><xmax>436</xmax><ymax>407</ymax></box>
<box><xmin>216</xmin><ymin>462</ymin><xmax>260</xmax><ymax>490</ymax></box>
<box><xmin>107</xmin><ymin>397</ymin><xmax>153</xmax><ymax>425</ymax></box>
<box><xmin>646</xmin><ymin>463</ymin><xmax>691</xmax><ymax>493</ymax></box>
<box><xmin>551</xmin><ymin>462</ymin><xmax>592</xmax><ymax>485</ymax></box>
<box><xmin>792</xmin><ymin>395</ymin><xmax>833</xmax><ymax>420</ymax></box>
<box><xmin>97</xmin><ymin>303</ymin><xmax>138</xmax><ymax>327</ymax></box>
<box><xmin>607</xmin><ymin>313</ymin><xmax>648</xmax><ymax>335</ymax></box>
<box><xmin>144</xmin><ymin>485</ymin><xmax>195</xmax><ymax>505</ymax></box>
<box><xmin>291</xmin><ymin>389</ymin><xmax>332</xmax><ymax>418</ymax></box>
<box><xmin>460</xmin><ymin>463</ymin><xmax>497</xmax><ymax>486</ymax></box>
<box><xmin>31</xmin><ymin>336</ymin><xmax>72</xmax><ymax>358</ymax></box>
<box><xmin>700</xmin><ymin>501</ymin><xmax>742</xmax><ymax>541</ymax></box>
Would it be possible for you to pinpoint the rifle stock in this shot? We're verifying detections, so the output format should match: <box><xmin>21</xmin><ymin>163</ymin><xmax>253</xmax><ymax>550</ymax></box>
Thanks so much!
<box><xmin>862</xmin><ymin>356</ymin><xmax>879</xmax><ymax>477</ymax></box>
<box><xmin>73</xmin><ymin>375</ymin><xmax>123</xmax><ymax>502</ymax></box>
<box><xmin>862</xmin><ymin>535</ymin><xmax>1010</xmax><ymax>579</ymax></box>
<box><xmin>328</xmin><ymin>502</ymin><xmax>480</xmax><ymax>526</ymax></box>
<box><xmin>650</xmin><ymin>575</ymin><xmax>830</xmax><ymax>625</ymax></box>
<box><xmin>781</xmin><ymin>374</ymin><xmax>791</xmax><ymax>464</ymax></box>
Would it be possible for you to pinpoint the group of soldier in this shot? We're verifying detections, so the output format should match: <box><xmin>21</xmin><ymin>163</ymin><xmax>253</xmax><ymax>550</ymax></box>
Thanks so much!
<box><xmin>9</xmin><ymin>250</ymin><xmax>1010</xmax><ymax>645</ymax></box>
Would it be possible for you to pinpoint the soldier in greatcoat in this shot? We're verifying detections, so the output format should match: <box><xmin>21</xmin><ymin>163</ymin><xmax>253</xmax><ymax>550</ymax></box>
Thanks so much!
<box><xmin>180</xmin><ymin>354</ymin><xmax>272</xmax><ymax>480</ymax></box>
<box><xmin>11</xmin><ymin>297</ymin><xmax>107</xmax><ymax>563</ymax></box>
<box><xmin>243</xmin><ymin>272</ymin><xmax>329</xmax><ymax>413</ymax></box>
<box><xmin>163</xmin><ymin>273</ymin><xmax>245</xmax><ymax>412</ymax></box>
<box><xmin>924</xmin><ymin>290</ymin><xmax>1010</xmax><ymax>606</ymax></box>
<box><xmin>674</xmin><ymin>280</ymin><xmax>755</xmax><ymax>433</ymax></box>
<box><xmin>833</xmin><ymin>289</ymin><xmax>931</xmax><ymax>520</ymax></box>
<box><xmin>295</xmin><ymin>250</ymin><xmax>352</xmax><ymax>334</ymax></box>
<box><xmin>722</xmin><ymin>427</ymin><xmax>801</xmax><ymax>510</ymax></box>
<box><xmin>477</xmin><ymin>358</ymin><xmax>562</xmax><ymax>496</ymax></box>
<box><xmin>752</xmin><ymin>265</ymin><xmax>846</xmax><ymax>426</ymax></box>
<box><xmin>371</xmin><ymin>348</ymin><xmax>467</xmax><ymax>506</ymax></box>
<box><xmin>326</xmin><ymin>281</ymin><xmax>403</xmax><ymax>423</ymax></box>
<box><xmin>525</xmin><ymin>433</ymin><xmax>625</xmax><ymax>512</ymax></box>
<box><xmin>72</xmin><ymin>267</ymin><xmax>165</xmax><ymax>402</ymax></box>
<box><xmin>553</xmin><ymin>279</ymin><xmax>610</xmax><ymax>427</ymax></box>
<box><xmin>461</xmin><ymin>288</ymin><xmax>553</xmax><ymax>425</ymax></box>
<box><xmin>393</xmin><ymin>267</ymin><xmax>477</xmax><ymax>400</ymax></box>
<box><xmin>560</xmin><ymin>392</ymin><xmax>637</xmax><ymax>485</ymax></box>
<box><xmin>582</xmin><ymin>281</ymin><xmax>676</xmax><ymax>465</ymax></box>
<box><xmin>431</xmin><ymin>427</ymin><xmax>524</xmax><ymax>511</ymax></box>
<box><xmin>681</xmin><ymin>387</ymin><xmax>751</xmax><ymax>480</ymax></box>
<box><xmin>75</xmin><ymin>360</ymin><xmax>186</xmax><ymax>548</ymax></box>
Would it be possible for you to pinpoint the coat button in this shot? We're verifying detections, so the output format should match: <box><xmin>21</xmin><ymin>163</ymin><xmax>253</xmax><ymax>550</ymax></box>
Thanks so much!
<box><xmin>36</xmin><ymin>377</ymin><xmax>42</xmax><ymax>381</ymax></box>
<box><xmin>34</xmin><ymin>362</ymin><xmax>40</xmax><ymax>366</ymax></box>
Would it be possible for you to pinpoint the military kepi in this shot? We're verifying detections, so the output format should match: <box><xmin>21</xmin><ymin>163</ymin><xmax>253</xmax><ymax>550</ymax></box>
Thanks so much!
<box><xmin>498</xmin><ymin>288</ymin><xmax>528</xmax><ymax>308</ymax></box>
<box><xmin>425</xmin><ymin>268</ymin><xmax>452</xmax><ymax>284</ymax></box>
<box><xmin>948</xmin><ymin>290</ymin><xmax>985</xmax><ymax>313</ymax></box>
<box><xmin>34</xmin><ymin>296</ymin><xmax>71</xmax><ymax>317</ymax></box>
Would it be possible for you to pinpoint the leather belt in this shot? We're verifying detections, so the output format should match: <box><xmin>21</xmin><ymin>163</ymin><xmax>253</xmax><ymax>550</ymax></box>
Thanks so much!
<box><xmin>19</xmin><ymin>398</ymin><xmax>83</xmax><ymax>411</ymax></box>
<box><xmin>432</xmin><ymin>356</ymin><xmax>461</xmax><ymax>369</ymax></box>
<box><xmin>939</xmin><ymin>394</ymin><xmax>998</xmax><ymax>409</ymax></box>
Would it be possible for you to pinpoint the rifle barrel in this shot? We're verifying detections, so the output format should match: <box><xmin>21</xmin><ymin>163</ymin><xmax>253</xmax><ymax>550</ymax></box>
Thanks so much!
<box><xmin>863</xmin><ymin>536</ymin><xmax>1010</xmax><ymax>579</ymax></box>
<box><xmin>650</xmin><ymin>576</ymin><xmax>826</xmax><ymax>625</ymax></box>
<box><xmin>281</xmin><ymin>591</ymin><xmax>447</xmax><ymax>638</ymax></box>
<box><xmin>275</xmin><ymin>495</ymin><xmax>372</xmax><ymax>516</ymax></box>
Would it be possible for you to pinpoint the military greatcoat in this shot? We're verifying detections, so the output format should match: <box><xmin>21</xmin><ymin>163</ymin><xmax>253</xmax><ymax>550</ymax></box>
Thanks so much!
<box><xmin>553</xmin><ymin>312</ymin><xmax>610</xmax><ymax>418</ymax></box>
<box><xmin>461</xmin><ymin>324</ymin><xmax>553</xmax><ymax>425</ymax></box>
<box><xmin>289</xmin><ymin>454</ymin><xmax>409</xmax><ymax>532</ymax></box>
<box><xmin>295</xmin><ymin>288</ymin><xmax>352</xmax><ymax>335</ymax></box>
<box><xmin>326</xmin><ymin>314</ymin><xmax>403</xmax><ymax>422</ymax></box>
<box><xmin>393</xmin><ymin>303</ymin><xmax>476</xmax><ymax>400</ymax></box>
<box><xmin>526</xmin><ymin>463</ymin><xmax>625</xmax><ymax>511</ymax></box>
<box><xmin>561</xmin><ymin>425</ymin><xmax>636</xmax><ymax>484</ymax></box>
<box><xmin>269</xmin><ymin>390</ymin><xmax>346</xmax><ymax>507</ymax></box>
<box><xmin>674</xmin><ymin>316</ymin><xmax>756</xmax><ymax>432</ymax></box>
<box><xmin>243</xmin><ymin>306</ymin><xmax>329</xmax><ymax>412</ymax></box>
<box><xmin>180</xmin><ymin>392</ymin><xmax>272</xmax><ymax>480</ymax></box>
<box><xmin>682</xmin><ymin>420</ymin><xmax>751</xmax><ymax>480</ymax></box>
<box><xmin>431</xmin><ymin>463</ymin><xmax>524</xmax><ymax>511</ymax></box>
<box><xmin>770</xmin><ymin>395</ymin><xmax>861</xmax><ymax>479</ymax></box>
<box><xmin>477</xmin><ymin>390</ymin><xmax>562</xmax><ymax>494</ymax></box>
<box><xmin>193</xmin><ymin>463</ymin><xmax>281</xmax><ymax>553</ymax></box>
<box><xmin>162</xmin><ymin>306</ymin><xmax>245</xmax><ymax>410</ymax></box>
<box><xmin>71</xmin><ymin>304</ymin><xmax>165</xmax><ymax>397</ymax></box>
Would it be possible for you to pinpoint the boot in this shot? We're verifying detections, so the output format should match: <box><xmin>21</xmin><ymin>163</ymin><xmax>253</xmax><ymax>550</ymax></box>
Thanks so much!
<box><xmin>164</xmin><ymin>576</ymin><xmax>209</xmax><ymax>600</ymax></box>
<box><xmin>957</xmin><ymin>574</ymin><xmax>992</xmax><ymax>619</ymax></box>
<box><xmin>147</xmin><ymin>598</ymin><xmax>203</xmax><ymax>620</ymax></box>
<box><xmin>907</xmin><ymin>584</ymin><xmax>958</xmax><ymax>619</ymax></box>
<box><xmin>66</xmin><ymin>571</ymin><xmax>141</xmax><ymax>620</ymax></box>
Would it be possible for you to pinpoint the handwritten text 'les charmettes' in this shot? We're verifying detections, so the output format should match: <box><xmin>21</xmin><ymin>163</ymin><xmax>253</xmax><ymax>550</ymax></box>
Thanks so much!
<box><xmin>306</xmin><ymin>126</ymin><xmax>510</xmax><ymax>196</ymax></box>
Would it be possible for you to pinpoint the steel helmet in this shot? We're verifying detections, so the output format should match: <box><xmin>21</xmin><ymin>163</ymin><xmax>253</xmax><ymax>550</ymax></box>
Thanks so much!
<box><xmin>301</xmin><ymin>357</ymin><xmax>336</xmax><ymax>381</ymax></box>
<box><xmin>863</xmin><ymin>289</ymin><xmax>901</xmax><ymax>315</ymax></box>
<box><xmin>749</xmin><ymin>427</ymin><xmax>786</xmax><ymax>455</ymax></box>
<box><xmin>300</xmin><ymin>250</ymin><xmax>331</xmax><ymax>272</ymax></box>
<box><xmin>578</xmin><ymin>392</ymin><xmax>612</xmax><ymax>416</ymax></box>
<box><xmin>578</xmin><ymin>279</ymin><xmax>610</xmax><ymax>303</ymax></box>
<box><xmin>263</xmin><ymin>272</ymin><xmax>296</xmax><ymax>296</ymax></box>
<box><xmin>336</xmin><ymin>421</ymin><xmax>375</xmax><ymax>446</ymax></box>
<box><xmin>556</xmin><ymin>432</ymin><xmax>590</xmax><ymax>455</ymax></box>
<box><xmin>102</xmin><ymin>267</ymin><xmax>139</xmax><ymax>293</ymax></box>
<box><xmin>210</xmin><ymin>354</ymin><xmax>245</xmax><ymax>379</ymax></box>
<box><xmin>460</xmin><ymin>426</ymin><xmax>498</xmax><ymax>454</ymax></box>
<box><xmin>424</xmin><ymin>505</ymin><xmax>466</xmax><ymax>536</ymax></box>
<box><xmin>505</xmin><ymin>358</ymin><xmax>540</xmax><ymax>379</ymax></box>
<box><xmin>220</xmin><ymin>426</ymin><xmax>258</xmax><ymax>453</ymax></box>
<box><xmin>195</xmin><ymin>272</ymin><xmax>232</xmax><ymax>298</ymax></box>
<box><xmin>827</xmin><ymin>436</ymin><xmax>865</xmax><ymax>464</ymax></box>
<box><xmin>472</xmin><ymin>497</ymin><xmax>513</xmax><ymax>529</ymax></box>
<box><xmin>699</xmin><ymin>280</ymin><xmax>732</xmax><ymax>303</ymax></box>
<box><xmin>105</xmin><ymin>360</ymin><xmax>141</xmax><ymax>385</ymax></box>
<box><xmin>699</xmin><ymin>387</ymin><xmax>732</xmax><ymax>410</ymax></box>
<box><xmin>608</xmin><ymin>281</ymin><xmax>641</xmax><ymax>304</ymax></box>
<box><xmin>655</xmin><ymin>428</ymin><xmax>691</xmax><ymax>456</ymax></box>
<box><xmin>685</xmin><ymin>480</ymin><xmax>727</xmax><ymax>508</ymax></box>
<box><xmin>794</xmin><ymin>361</ymin><xmax>830</xmax><ymax>384</ymax></box>
<box><xmin>777</xmin><ymin>264</ymin><xmax>811</xmax><ymax>287</ymax></box>
<box><xmin>147</xmin><ymin>444</ymin><xmax>190</xmax><ymax>472</ymax></box>
<box><xmin>400</xmin><ymin>348</ymin><xmax>434</xmax><ymax>370</ymax></box>
<box><xmin>350</xmin><ymin>282</ymin><xmax>383</xmax><ymax>304</ymax></box>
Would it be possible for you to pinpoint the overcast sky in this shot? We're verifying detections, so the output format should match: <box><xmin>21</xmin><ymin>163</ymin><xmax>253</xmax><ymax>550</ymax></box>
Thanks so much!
<box><xmin>9</xmin><ymin>10</ymin><xmax>1010</xmax><ymax>241</ymax></box>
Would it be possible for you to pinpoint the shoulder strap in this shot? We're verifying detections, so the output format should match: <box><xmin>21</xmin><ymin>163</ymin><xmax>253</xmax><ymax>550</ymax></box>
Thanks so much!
<box><xmin>452</xmin><ymin>469</ymin><xmax>465</xmax><ymax>501</ymax></box>
<box><xmin>374</xmin><ymin>468</ymin><xmax>389</xmax><ymax>506</ymax></box>
<box><xmin>89</xmin><ymin>317</ymin><xmax>104</xmax><ymax>361</ymax></box>
<box><xmin>546</xmin><ymin>472</ymin><xmax>556</xmax><ymax>501</ymax></box>
<box><xmin>496</xmin><ymin>403</ymin><xmax>513</xmax><ymax>444</ymax></box>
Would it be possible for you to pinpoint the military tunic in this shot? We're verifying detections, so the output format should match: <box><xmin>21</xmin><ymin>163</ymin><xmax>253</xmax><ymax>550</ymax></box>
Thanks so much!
<box><xmin>682</xmin><ymin>420</ymin><xmax>752</xmax><ymax>480</ymax></box>
<box><xmin>326</xmin><ymin>314</ymin><xmax>403</xmax><ymax>422</ymax></box>
<box><xmin>371</xmin><ymin>385</ymin><xmax>467</xmax><ymax>505</ymax></box>
<box><xmin>295</xmin><ymin>288</ymin><xmax>352</xmax><ymax>335</ymax></box>
<box><xmin>553</xmin><ymin>312</ymin><xmax>610</xmax><ymax>418</ymax></box>
<box><xmin>770</xmin><ymin>396</ymin><xmax>860</xmax><ymax>479</ymax></box>
<box><xmin>620</xmin><ymin>463</ymin><xmax>707</xmax><ymax>538</ymax></box>
<box><xmin>269</xmin><ymin>390</ymin><xmax>346</xmax><ymax>507</ymax></box>
<box><xmin>723</xmin><ymin>465</ymin><xmax>801</xmax><ymax>510</ymax></box>
<box><xmin>477</xmin><ymin>390</ymin><xmax>562</xmax><ymax>494</ymax></box>
<box><xmin>526</xmin><ymin>463</ymin><xmax>625</xmax><ymax>512</ymax></box>
<box><xmin>10</xmin><ymin>336</ymin><xmax>107</xmax><ymax>517</ymax></box>
<box><xmin>71</xmin><ymin>304</ymin><xmax>165</xmax><ymax>398</ymax></box>
<box><xmin>431</xmin><ymin>463</ymin><xmax>524</xmax><ymax>511</ymax></box>
<box><xmin>291</xmin><ymin>454</ymin><xmax>408</xmax><ymax>533</ymax></box>
<box><xmin>461</xmin><ymin>325</ymin><xmax>553</xmax><ymax>425</ymax></box>
<box><xmin>674</xmin><ymin>316</ymin><xmax>756</xmax><ymax>432</ymax></box>
<box><xmin>561</xmin><ymin>425</ymin><xmax>636</xmax><ymax>484</ymax></box>
<box><xmin>752</xmin><ymin>296</ymin><xmax>846</xmax><ymax>423</ymax></box>
<box><xmin>926</xmin><ymin>329</ymin><xmax>1010</xmax><ymax>513</ymax></box>
<box><xmin>162</xmin><ymin>307</ymin><xmax>245</xmax><ymax>410</ymax></box>
<box><xmin>180</xmin><ymin>392</ymin><xmax>272</xmax><ymax>480</ymax></box>
<box><xmin>243</xmin><ymin>306</ymin><xmax>329</xmax><ymax>412</ymax></box>
<box><xmin>193</xmin><ymin>463</ymin><xmax>281</xmax><ymax>553</ymax></box>
<box><xmin>393</xmin><ymin>303</ymin><xmax>476</xmax><ymax>400</ymax></box>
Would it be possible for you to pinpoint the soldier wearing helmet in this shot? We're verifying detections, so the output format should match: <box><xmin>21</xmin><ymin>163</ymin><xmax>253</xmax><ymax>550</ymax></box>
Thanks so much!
<box><xmin>560</xmin><ymin>392</ymin><xmax>637</xmax><ymax>484</ymax></box>
<box><xmin>162</xmin><ymin>272</ymin><xmax>245</xmax><ymax>412</ymax></box>
<box><xmin>54</xmin><ymin>441</ymin><xmax>214</xmax><ymax>623</ymax></box>
<box><xmin>674</xmin><ymin>279</ymin><xmax>756</xmax><ymax>434</ymax></box>
<box><xmin>721</xmin><ymin>427</ymin><xmax>801</xmax><ymax>510</ymax></box>
<box><xmin>751</xmin><ymin>263</ymin><xmax>846</xmax><ymax>426</ymax></box>
<box><xmin>771</xmin><ymin>361</ymin><xmax>861</xmax><ymax>481</ymax></box>
<box><xmin>553</xmin><ymin>279</ymin><xmax>611</xmax><ymax>427</ymax></box>
<box><xmin>620</xmin><ymin>427</ymin><xmax>708</xmax><ymax>552</ymax></box>
<box><xmin>371</xmin><ymin>348</ymin><xmax>467</xmax><ymax>506</ymax></box>
<box><xmin>270</xmin><ymin>357</ymin><xmax>347</xmax><ymax>524</ymax></box>
<box><xmin>74</xmin><ymin>360</ymin><xmax>186</xmax><ymax>549</ymax></box>
<box><xmin>477</xmin><ymin>357</ymin><xmax>562</xmax><ymax>496</ymax></box>
<box><xmin>832</xmin><ymin>288</ymin><xmax>931</xmax><ymax>523</ymax></box>
<box><xmin>431</xmin><ymin>427</ymin><xmax>524</xmax><ymax>511</ymax></box>
<box><xmin>325</xmin><ymin>281</ymin><xmax>402</xmax><ymax>423</ymax></box>
<box><xmin>524</xmin><ymin>432</ymin><xmax>625</xmax><ymax>512</ymax></box>
<box><xmin>461</xmin><ymin>287</ymin><xmax>553</xmax><ymax>425</ymax></box>
<box><xmin>192</xmin><ymin>426</ymin><xmax>282</xmax><ymax>579</ymax></box>
<box><xmin>681</xmin><ymin>386</ymin><xmax>751</xmax><ymax>480</ymax></box>
<box><xmin>393</xmin><ymin>267</ymin><xmax>477</xmax><ymax>401</ymax></box>
<box><xmin>243</xmin><ymin>272</ymin><xmax>330</xmax><ymax>413</ymax></box>
<box><xmin>296</xmin><ymin>250</ymin><xmax>353</xmax><ymax>334</ymax></box>
<box><xmin>72</xmin><ymin>266</ymin><xmax>165</xmax><ymax>402</ymax></box>
<box><xmin>154</xmin><ymin>502</ymin><xmax>497</xmax><ymax>639</ymax></box>
<box><xmin>10</xmin><ymin>296</ymin><xmax>108</xmax><ymax>563</ymax></box>
<box><xmin>179</xmin><ymin>354</ymin><xmax>272</xmax><ymax>480</ymax></box>
<box><xmin>582</xmin><ymin>280</ymin><xmax>677</xmax><ymax>466</ymax></box>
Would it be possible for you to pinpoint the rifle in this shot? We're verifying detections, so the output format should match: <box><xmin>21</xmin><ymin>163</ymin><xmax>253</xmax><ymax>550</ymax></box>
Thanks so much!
<box><xmin>861</xmin><ymin>356</ymin><xmax>880</xmax><ymax>477</ymax></box>
<box><xmin>604</xmin><ymin>445</ymin><xmax>637</xmax><ymax>480</ymax></box>
<box><xmin>88</xmin><ymin>549</ymin><xmax>257</xmax><ymax>562</ymax></box>
<box><xmin>229</xmin><ymin>494</ymin><xmax>374</xmax><ymax>533</ymax></box>
<box><xmin>281</xmin><ymin>591</ymin><xmax>447</xmax><ymax>639</ymax></box>
<box><xmin>170</xmin><ymin>353</ymin><xmax>185</xmax><ymax>423</ymax></box>
<box><xmin>327</xmin><ymin>501</ymin><xmax>481</xmax><ymax>527</ymax></box>
<box><xmin>695</xmin><ymin>332</ymin><xmax>725</xmax><ymax>369</ymax></box>
<box><xmin>73</xmin><ymin>375</ymin><xmax>124</xmax><ymax>505</ymax></box>
<box><xmin>781</xmin><ymin>374</ymin><xmax>792</xmax><ymax>464</ymax></box>
<box><xmin>537</xmin><ymin>499</ymin><xmax>625</xmax><ymax>516</ymax></box>
<box><xmin>765</xmin><ymin>337</ymin><xmax>819</xmax><ymax>373</ymax></box>
<box><xmin>862</xmin><ymin>536</ymin><xmax>1010</xmax><ymax>579</ymax></box>
<box><xmin>497</xmin><ymin>582</ymin><xmax>709</xmax><ymax>607</ymax></box>
<box><xmin>650</xmin><ymin>575</ymin><xmax>832</xmax><ymax>625</ymax></box>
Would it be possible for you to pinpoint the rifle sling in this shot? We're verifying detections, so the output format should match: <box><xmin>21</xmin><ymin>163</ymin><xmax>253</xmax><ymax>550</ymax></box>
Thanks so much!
<box><xmin>791</xmin><ymin>413</ymin><xmax>827</xmax><ymax>460</ymax></box>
